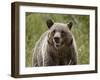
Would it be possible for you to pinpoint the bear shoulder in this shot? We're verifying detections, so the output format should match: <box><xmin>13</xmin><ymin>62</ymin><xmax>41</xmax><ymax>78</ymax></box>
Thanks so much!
<box><xmin>32</xmin><ymin>31</ymin><xmax>49</xmax><ymax>66</ymax></box>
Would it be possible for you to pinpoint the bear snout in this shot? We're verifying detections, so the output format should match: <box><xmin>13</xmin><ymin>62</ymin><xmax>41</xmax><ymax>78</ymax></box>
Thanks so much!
<box><xmin>54</xmin><ymin>37</ymin><xmax>60</xmax><ymax>43</ymax></box>
<box><xmin>53</xmin><ymin>32</ymin><xmax>61</xmax><ymax>44</ymax></box>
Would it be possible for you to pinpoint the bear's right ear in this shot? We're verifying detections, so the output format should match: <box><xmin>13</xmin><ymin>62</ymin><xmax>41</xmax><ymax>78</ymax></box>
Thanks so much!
<box><xmin>46</xmin><ymin>19</ymin><xmax>54</xmax><ymax>29</ymax></box>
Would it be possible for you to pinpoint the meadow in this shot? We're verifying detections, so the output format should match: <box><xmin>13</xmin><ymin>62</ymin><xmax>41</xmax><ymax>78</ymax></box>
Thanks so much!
<box><xmin>26</xmin><ymin>12</ymin><xmax>89</xmax><ymax>67</ymax></box>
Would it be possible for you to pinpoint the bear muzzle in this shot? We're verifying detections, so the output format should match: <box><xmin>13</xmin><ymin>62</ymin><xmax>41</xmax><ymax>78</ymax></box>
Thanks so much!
<box><xmin>54</xmin><ymin>37</ymin><xmax>60</xmax><ymax>43</ymax></box>
<box><xmin>53</xmin><ymin>37</ymin><xmax>62</xmax><ymax>49</ymax></box>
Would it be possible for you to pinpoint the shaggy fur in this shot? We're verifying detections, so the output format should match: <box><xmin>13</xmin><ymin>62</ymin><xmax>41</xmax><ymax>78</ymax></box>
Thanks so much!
<box><xmin>33</xmin><ymin>20</ymin><xmax>77</xmax><ymax>66</ymax></box>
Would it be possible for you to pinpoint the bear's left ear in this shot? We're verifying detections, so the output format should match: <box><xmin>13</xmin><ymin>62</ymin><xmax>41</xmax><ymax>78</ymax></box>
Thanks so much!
<box><xmin>46</xmin><ymin>19</ymin><xmax>54</xmax><ymax>29</ymax></box>
<box><xmin>67</xmin><ymin>22</ymin><xmax>73</xmax><ymax>30</ymax></box>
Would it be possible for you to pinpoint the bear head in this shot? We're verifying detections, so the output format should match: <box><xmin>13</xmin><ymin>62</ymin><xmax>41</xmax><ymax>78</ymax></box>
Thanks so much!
<box><xmin>47</xmin><ymin>19</ymin><xmax>73</xmax><ymax>49</ymax></box>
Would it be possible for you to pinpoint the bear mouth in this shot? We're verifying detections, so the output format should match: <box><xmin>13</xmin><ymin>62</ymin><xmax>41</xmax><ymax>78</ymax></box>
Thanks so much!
<box><xmin>54</xmin><ymin>43</ymin><xmax>62</xmax><ymax>49</ymax></box>
<box><xmin>53</xmin><ymin>39</ymin><xmax>64</xmax><ymax>49</ymax></box>
<box><xmin>55</xmin><ymin>43</ymin><xmax>60</xmax><ymax>47</ymax></box>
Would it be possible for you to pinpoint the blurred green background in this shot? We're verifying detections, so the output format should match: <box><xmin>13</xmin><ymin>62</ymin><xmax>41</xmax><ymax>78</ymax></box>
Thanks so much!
<box><xmin>26</xmin><ymin>12</ymin><xmax>89</xmax><ymax>67</ymax></box>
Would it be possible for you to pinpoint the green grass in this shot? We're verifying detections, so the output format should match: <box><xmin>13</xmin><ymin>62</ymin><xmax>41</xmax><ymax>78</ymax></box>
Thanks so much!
<box><xmin>26</xmin><ymin>13</ymin><xmax>89</xmax><ymax>67</ymax></box>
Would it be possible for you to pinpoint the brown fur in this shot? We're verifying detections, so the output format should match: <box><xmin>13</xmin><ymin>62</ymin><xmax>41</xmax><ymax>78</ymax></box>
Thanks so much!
<box><xmin>33</xmin><ymin>20</ymin><xmax>77</xmax><ymax>66</ymax></box>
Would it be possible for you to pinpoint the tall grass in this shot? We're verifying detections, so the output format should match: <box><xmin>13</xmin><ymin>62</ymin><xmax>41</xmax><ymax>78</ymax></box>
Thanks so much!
<box><xmin>26</xmin><ymin>13</ymin><xmax>89</xmax><ymax>67</ymax></box>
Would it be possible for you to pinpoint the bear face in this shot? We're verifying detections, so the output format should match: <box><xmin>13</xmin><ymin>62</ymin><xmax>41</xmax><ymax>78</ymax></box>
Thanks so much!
<box><xmin>47</xmin><ymin>19</ymin><xmax>73</xmax><ymax>50</ymax></box>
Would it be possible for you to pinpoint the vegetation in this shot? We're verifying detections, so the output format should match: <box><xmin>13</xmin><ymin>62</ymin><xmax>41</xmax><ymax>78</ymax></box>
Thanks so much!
<box><xmin>26</xmin><ymin>13</ymin><xmax>89</xmax><ymax>67</ymax></box>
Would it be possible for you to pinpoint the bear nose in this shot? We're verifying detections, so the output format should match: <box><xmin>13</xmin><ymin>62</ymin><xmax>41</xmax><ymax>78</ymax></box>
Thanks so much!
<box><xmin>54</xmin><ymin>37</ymin><xmax>60</xmax><ymax>43</ymax></box>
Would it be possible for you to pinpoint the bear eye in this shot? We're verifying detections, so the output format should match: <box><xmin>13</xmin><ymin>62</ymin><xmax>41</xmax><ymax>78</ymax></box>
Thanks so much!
<box><xmin>61</xmin><ymin>31</ymin><xmax>65</xmax><ymax>35</ymax></box>
<box><xmin>53</xmin><ymin>30</ymin><xmax>56</xmax><ymax>33</ymax></box>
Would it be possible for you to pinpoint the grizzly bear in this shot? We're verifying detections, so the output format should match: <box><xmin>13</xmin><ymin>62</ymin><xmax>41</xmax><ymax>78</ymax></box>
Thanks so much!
<box><xmin>33</xmin><ymin>19</ymin><xmax>77</xmax><ymax>67</ymax></box>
